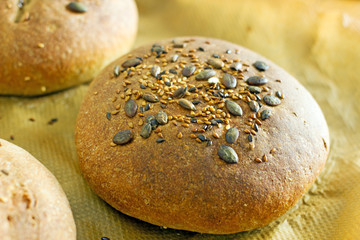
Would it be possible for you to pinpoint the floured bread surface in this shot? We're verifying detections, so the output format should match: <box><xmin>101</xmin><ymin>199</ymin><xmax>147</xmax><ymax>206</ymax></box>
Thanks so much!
<box><xmin>0</xmin><ymin>0</ymin><xmax>138</xmax><ymax>96</ymax></box>
<box><xmin>0</xmin><ymin>139</ymin><xmax>76</xmax><ymax>240</ymax></box>
<box><xmin>75</xmin><ymin>37</ymin><xmax>330</xmax><ymax>234</ymax></box>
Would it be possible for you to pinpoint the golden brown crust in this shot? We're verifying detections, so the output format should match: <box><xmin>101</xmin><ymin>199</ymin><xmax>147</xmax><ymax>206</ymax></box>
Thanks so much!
<box><xmin>75</xmin><ymin>37</ymin><xmax>330</xmax><ymax>234</ymax></box>
<box><xmin>0</xmin><ymin>0</ymin><xmax>138</xmax><ymax>96</ymax></box>
<box><xmin>0</xmin><ymin>139</ymin><xmax>76</xmax><ymax>239</ymax></box>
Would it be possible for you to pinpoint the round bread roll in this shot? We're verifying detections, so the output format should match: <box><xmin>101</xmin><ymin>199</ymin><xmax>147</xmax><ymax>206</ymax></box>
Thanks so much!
<box><xmin>0</xmin><ymin>0</ymin><xmax>138</xmax><ymax>96</ymax></box>
<box><xmin>75</xmin><ymin>37</ymin><xmax>330</xmax><ymax>234</ymax></box>
<box><xmin>0</xmin><ymin>139</ymin><xmax>76</xmax><ymax>239</ymax></box>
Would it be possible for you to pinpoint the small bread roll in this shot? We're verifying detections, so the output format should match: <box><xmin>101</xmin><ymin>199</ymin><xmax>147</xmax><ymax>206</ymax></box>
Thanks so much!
<box><xmin>0</xmin><ymin>0</ymin><xmax>138</xmax><ymax>96</ymax></box>
<box><xmin>75</xmin><ymin>37</ymin><xmax>329</xmax><ymax>234</ymax></box>
<box><xmin>0</xmin><ymin>139</ymin><xmax>76</xmax><ymax>239</ymax></box>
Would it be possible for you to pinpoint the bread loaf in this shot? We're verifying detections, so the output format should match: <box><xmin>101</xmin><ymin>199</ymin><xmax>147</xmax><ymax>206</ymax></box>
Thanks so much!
<box><xmin>75</xmin><ymin>37</ymin><xmax>329</xmax><ymax>234</ymax></box>
<box><xmin>0</xmin><ymin>139</ymin><xmax>76</xmax><ymax>239</ymax></box>
<box><xmin>0</xmin><ymin>0</ymin><xmax>138</xmax><ymax>96</ymax></box>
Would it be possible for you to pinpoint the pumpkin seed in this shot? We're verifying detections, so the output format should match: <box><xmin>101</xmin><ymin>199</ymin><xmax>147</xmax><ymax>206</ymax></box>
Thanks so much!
<box><xmin>182</xmin><ymin>65</ymin><xmax>196</xmax><ymax>77</ymax></box>
<box><xmin>248</xmin><ymin>134</ymin><xmax>253</xmax><ymax>142</ymax></box>
<box><xmin>146</xmin><ymin>115</ymin><xmax>155</xmax><ymax>123</ymax></box>
<box><xmin>222</xmin><ymin>73</ymin><xmax>237</xmax><ymax>89</ymax></box>
<box><xmin>179</xmin><ymin>99</ymin><xmax>196</xmax><ymax>111</ymax></box>
<box><xmin>261</xmin><ymin>109</ymin><xmax>271</xmax><ymax>120</ymax></box>
<box><xmin>246</xmin><ymin>76</ymin><xmax>268</xmax><ymax>86</ymax></box>
<box><xmin>207</xmin><ymin>58</ymin><xmax>224</xmax><ymax>69</ymax></box>
<box><xmin>140</xmin><ymin>123</ymin><xmax>152</xmax><ymax>138</ymax></box>
<box><xmin>113</xmin><ymin>65</ymin><xmax>120</xmax><ymax>77</ymax></box>
<box><xmin>67</xmin><ymin>2</ymin><xmax>87</xmax><ymax>13</ymax></box>
<box><xmin>230</xmin><ymin>62</ymin><xmax>242</xmax><ymax>71</ymax></box>
<box><xmin>142</xmin><ymin>92</ymin><xmax>159</xmax><ymax>102</ymax></box>
<box><xmin>253</xmin><ymin>61</ymin><xmax>269</xmax><ymax>71</ymax></box>
<box><xmin>122</xmin><ymin>58</ymin><xmax>142</xmax><ymax>68</ymax></box>
<box><xmin>218</xmin><ymin>145</ymin><xmax>238</xmax><ymax>163</ymax></box>
<box><xmin>225</xmin><ymin>127</ymin><xmax>239</xmax><ymax>144</ymax></box>
<box><xmin>125</xmin><ymin>99</ymin><xmax>137</xmax><ymax>117</ymax></box>
<box><xmin>156</xmin><ymin>138</ymin><xmax>166</xmax><ymax>143</ymax></box>
<box><xmin>192</xmin><ymin>100</ymin><xmax>202</xmax><ymax>105</ymax></box>
<box><xmin>146</xmin><ymin>116</ymin><xmax>159</xmax><ymax>130</ymax></box>
<box><xmin>225</xmin><ymin>100</ymin><xmax>243</xmax><ymax>116</ymax></box>
<box><xmin>247</xmin><ymin>86</ymin><xmax>262</xmax><ymax>94</ymax></box>
<box><xmin>151</xmin><ymin>65</ymin><xmax>161</xmax><ymax>78</ymax></box>
<box><xmin>156</xmin><ymin>111</ymin><xmax>168</xmax><ymax>125</ymax></box>
<box><xmin>263</xmin><ymin>95</ymin><xmax>281</xmax><ymax>106</ymax></box>
<box><xmin>113</xmin><ymin>130</ymin><xmax>133</xmax><ymax>145</ymax></box>
<box><xmin>195</xmin><ymin>69</ymin><xmax>216</xmax><ymax>80</ymax></box>
<box><xmin>249</xmin><ymin>101</ymin><xmax>260</xmax><ymax>112</ymax></box>
<box><xmin>173</xmin><ymin>87</ymin><xmax>187</xmax><ymax>98</ymax></box>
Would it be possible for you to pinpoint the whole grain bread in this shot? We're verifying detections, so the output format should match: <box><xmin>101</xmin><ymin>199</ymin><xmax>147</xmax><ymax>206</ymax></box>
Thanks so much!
<box><xmin>0</xmin><ymin>0</ymin><xmax>138</xmax><ymax>96</ymax></box>
<box><xmin>75</xmin><ymin>37</ymin><xmax>330</xmax><ymax>234</ymax></box>
<box><xmin>0</xmin><ymin>139</ymin><xmax>76</xmax><ymax>239</ymax></box>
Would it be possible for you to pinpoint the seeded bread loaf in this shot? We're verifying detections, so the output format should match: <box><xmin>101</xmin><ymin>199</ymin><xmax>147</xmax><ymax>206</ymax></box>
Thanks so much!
<box><xmin>0</xmin><ymin>139</ymin><xmax>76</xmax><ymax>239</ymax></box>
<box><xmin>75</xmin><ymin>37</ymin><xmax>330</xmax><ymax>234</ymax></box>
<box><xmin>0</xmin><ymin>0</ymin><xmax>137</xmax><ymax>96</ymax></box>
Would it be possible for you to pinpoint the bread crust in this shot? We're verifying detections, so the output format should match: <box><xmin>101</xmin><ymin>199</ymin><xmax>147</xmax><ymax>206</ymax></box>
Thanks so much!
<box><xmin>75</xmin><ymin>37</ymin><xmax>329</xmax><ymax>234</ymax></box>
<box><xmin>0</xmin><ymin>139</ymin><xmax>76</xmax><ymax>239</ymax></box>
<box><xmin>0</xmin><ymin>0</ymin><xmax>138</xmax><ymax>96</ymax></box>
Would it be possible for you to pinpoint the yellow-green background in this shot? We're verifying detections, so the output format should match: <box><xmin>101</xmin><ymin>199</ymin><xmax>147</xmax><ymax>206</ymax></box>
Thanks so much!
<box><xmin>1</xmin><ymin>0</ymin><xmax>360</xmax><ymax>239</ymax></box>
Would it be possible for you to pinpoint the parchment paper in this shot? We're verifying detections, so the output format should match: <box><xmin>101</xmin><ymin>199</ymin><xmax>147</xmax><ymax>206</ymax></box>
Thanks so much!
<box><xmin>1</xmin><ymin>0</ymin><xmax>359</xmax><ymax>239</ymax></box>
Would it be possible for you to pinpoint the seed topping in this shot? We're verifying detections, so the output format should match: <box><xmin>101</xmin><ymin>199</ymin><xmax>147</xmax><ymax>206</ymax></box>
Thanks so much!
<box><xmin>113</xmin><ymin>130</ymin><xmax>133</xmax><ymax>145</ymax></box>
<box><xmin>67</xmin><ymin>2</ymin><xmax>87</xmax><ymax>13</ymax></box>
<box><xmin>263</xmin><ymin>95</ymin><xmax>281</xmax><ymax>106</ymax></box>
<box><xmin>222</xmin><ymin>73</ymin><xmax>237</xmax><ymax>89</ymax></box>
<box><xmin>247</xmin><ymin>76</ymin><xmax>268</xmax><ymax>86</ymax></box>
<box><xmin>179</xmin><ymin>99</ymin><xmax>196</xmax><ymax>111</ymax></box>
<box><xmin>195</xmin><ymin>69</ymin><xmax>216</xmax><ymax>80</ymax></box>
<box><xmin>122</xmin><ymin>58</ymin><xmax>142</xmax><ymax>68</ymax></box>
<box><xmin>225</xmin><ymin>100</ymin><xmax>243</xmax><ymax>116</ymax></box>
<box><xmin>125</xmin><ymin>99</ymin><xmax>137</xmax><ymax>118</ymax></box>
<box><xmin>225</xmin><ymin>127</ymin><xmax>239</xmax><ymax>144</ymax></box>
<box><xmin>218</xmin><ymin>145</ymin><xmax>238</xmax><ymax>163</ymax></box>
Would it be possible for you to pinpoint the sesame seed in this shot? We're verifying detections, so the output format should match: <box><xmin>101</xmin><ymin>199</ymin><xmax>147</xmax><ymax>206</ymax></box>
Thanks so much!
<box><xmin>182</xmin><ymin>123</ymin><xmax>190</xmax><ymax>128</ymax></box>
<box><xmin>270</xmin><ymin>148</ymin><xmax>277</xmax><ymax>153</ymax></box>
<box><xmin>249</xmin><ymin>143</ymin><xmax>255</xmax><ymax>150</ymax></box>
<box><xmin>177</xmin><ymin>132</ymin><xmax>183</xmax><ymax>139</ymax></box>
<box><xmin>212</xmin><ymin>132</ymin><xmax>220</xmax><ymax>139</ymax></box>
